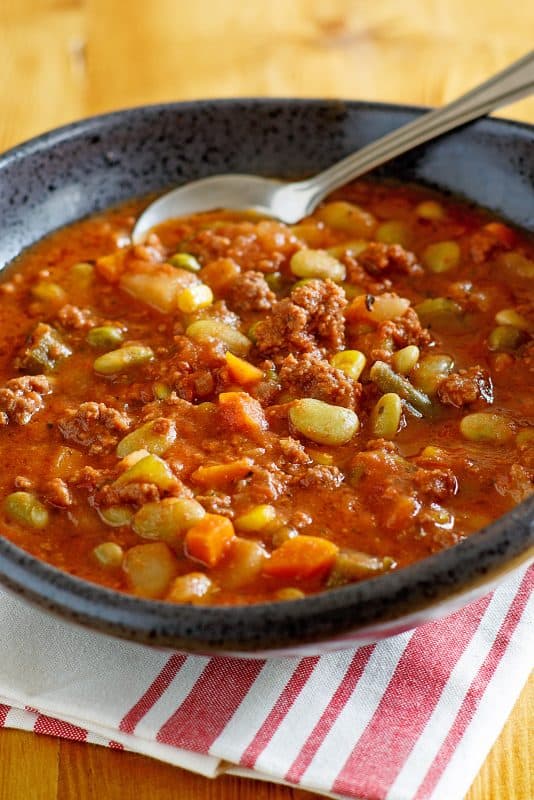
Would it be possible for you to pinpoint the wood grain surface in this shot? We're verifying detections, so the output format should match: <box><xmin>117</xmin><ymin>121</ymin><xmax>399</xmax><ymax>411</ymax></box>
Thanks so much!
<box><xmin>0</xmin><ymin>2</ymin><xmax>532</xmax><ymax>798</ymax></box>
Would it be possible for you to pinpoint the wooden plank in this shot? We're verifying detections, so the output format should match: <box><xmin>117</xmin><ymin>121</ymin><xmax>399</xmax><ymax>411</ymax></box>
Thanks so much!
<box><xmin>0</xmin><ymin>729</ymin><xmax>59</xmax><ymax>800</ymax></box>
<box><xmin>85</xmin><ymin>0</ymin><xmax>534</xmax><ymax>120</ymax></box>
<box><xmin>0</xmin><ymin>1</ymin><xmax>85</xmax><ymax>150</ymax></box>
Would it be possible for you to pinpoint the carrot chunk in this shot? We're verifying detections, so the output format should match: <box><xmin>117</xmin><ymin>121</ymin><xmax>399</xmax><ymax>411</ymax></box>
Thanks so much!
<box><xmin>191</xmin><ymin>457</ymin><xmax>254</xmax><ymax>488</ymax></box>
<box><xmin>483</xmin><ymin>222</ymin><xmax>516</xmax><ymax>248</ymax></box>
<box><xmin>225</xmin><ymin>352</ymin><xmax>263</xmax><ymax>385</ymax></box>
<box><xmin>218</xmin><ymin>391</ymin><xmax>267</xmax><ymax>435</ymax></box>
<box><xmin>185</xmin><ymin>514</ymin><xmax>235</xmax><ymax>567</ymax></box>
<box><xmin>263</xmin><ymin>535</ymin><xmax>339</xmax><ymax>581</ymax></box>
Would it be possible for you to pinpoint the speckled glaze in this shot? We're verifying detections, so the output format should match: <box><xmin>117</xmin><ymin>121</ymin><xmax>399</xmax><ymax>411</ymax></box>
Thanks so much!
<box><xmin>0</xmin><ymin>100</ymin><xmax>532</xmax><ymax>655</ymax></box>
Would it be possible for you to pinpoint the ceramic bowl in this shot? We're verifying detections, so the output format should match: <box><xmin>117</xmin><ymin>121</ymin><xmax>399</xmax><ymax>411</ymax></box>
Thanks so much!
<box><xmin>0</xmin><ymin>100</ymin><xmax>532</xmax><ymax>655</ymax></box>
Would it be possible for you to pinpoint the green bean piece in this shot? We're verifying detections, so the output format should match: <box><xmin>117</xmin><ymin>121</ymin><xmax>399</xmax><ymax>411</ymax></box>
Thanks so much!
<box><xmin>87</xmin><ymin>326</ymin><xmax>124</xmax><ymax>349</ymax></box>
<box><xmin>265</xmin><ymin>272</ymin><xmax>283</xmax><ymax>291</ymax></box>
<box><xmin>93</xmin><ymin>345</ymin><xmax>153</xmax><ymax>375</ymax></box>
<box><xmin>370</xmin><ymin>361</ymin><xmax>432</xmax><ymax>415</ymax></box>
<box><xmin>133</xmin><ymin>497</ymin><xmax>206</xmax><ymax>541</ymax></box>
<box><xmin>289</xmin><ymin>398</ymin><xmax>359</xmax><ymax>445</ymax></box>
<box><xmin>4</xmin><ymin>491</ymin><xmax>49</xmax><ymax>529</ymax></box>
<box><xmin>93</xmin><ymin>542</ymin><xmax>124</xmax><ymax>568</ymax></box>
<box><xmin>116</xmin><ymin>418</ymin><xmax>177</xmax><ymax>458</ymax></box>
<box><xmin>487</xmin><ymin>325</ymin><xmax>524</xmax><ymax>352</ymax></box>
<box><xmin>168</xmin><ymin>252</ymin><xmax>201</xmax><ymax>272</ymax></box>
<box><xmin>460</xmin><ymin>413</ymin><xmax>514</xmax><ymax>443</ymax></box>
<box><xmin>19</xmin><ymin>323</ymin><xmax>72</xmax><ymax>373</ymax></box>
<box><xmin>370</xmin><ymin>392</ymin><xmax>402</xmax><ymax>438</ymax></box>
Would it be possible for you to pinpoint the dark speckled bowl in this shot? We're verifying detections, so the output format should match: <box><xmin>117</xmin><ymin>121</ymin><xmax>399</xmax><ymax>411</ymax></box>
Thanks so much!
<box><xmin>0</xmin><ymin>100</ymin><xmax>532</xmax><ymax>655</ymax></box>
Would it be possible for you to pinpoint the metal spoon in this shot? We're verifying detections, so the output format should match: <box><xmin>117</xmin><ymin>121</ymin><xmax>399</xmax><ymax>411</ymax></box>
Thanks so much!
<box><xmin>133</xmin><ymin>50</ymin><xmax>534</xmax><ymax>243</ymax></box>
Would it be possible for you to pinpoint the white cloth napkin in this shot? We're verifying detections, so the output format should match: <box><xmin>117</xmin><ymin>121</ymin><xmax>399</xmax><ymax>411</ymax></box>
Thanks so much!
<box><xmin>0</xmin><ymin>564</ymin><xmax>532</xmax><ymax>800</ymax></box>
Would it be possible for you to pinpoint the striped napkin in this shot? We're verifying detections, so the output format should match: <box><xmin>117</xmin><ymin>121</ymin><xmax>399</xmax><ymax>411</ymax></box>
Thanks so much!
<box><xmin>0</xmin><ymin>564</ymin><xmax>532</xmax><ymax>800</ymax></box>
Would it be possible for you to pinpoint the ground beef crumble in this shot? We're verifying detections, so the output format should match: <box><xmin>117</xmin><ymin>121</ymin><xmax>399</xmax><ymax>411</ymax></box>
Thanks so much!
<box><xmin>279</xmin><ymin>352</ymin><xmax>361</xmax><ymax>409</ymax></box>
<box><xmin>226</xmin><ymin>271</ymin><xmax>275</xmax><ymax>312</ymax></box>
<box><xmin>0</xmin><ymin>374</ymin><xmax>51</xmax><ymax>425</ymax></box>
<box><xmin>59</xmin><ymin>402</ymin><xmax>132</xmax><ymax>455</ymax></box>
<box><xmin>43</xmin><ymin>478</ymin><xmax>72</xmax><ymax>508</ymax></box>
<box><xmin>56</xmin><ymin>304</ymin><xmax>95</xmax><ymax>331</ymax></box>
<box><xmin>254</xmin><ymin>279</ymin><xmax>346</xmax><ymax>358</ymax></box>
<box><xmin>414</xmin><ymin>468</ymin><xmax>458</xmax><ymax>500</ymax></box>
<box><xmin>437</xmin><ymin>367</ymin><xmax>493</xmax><ymax>407</ymax></box>
<box><xmin>357</xmin><ymin>242</ymin><xmax>422</xmax><ymax>276</ymax></box>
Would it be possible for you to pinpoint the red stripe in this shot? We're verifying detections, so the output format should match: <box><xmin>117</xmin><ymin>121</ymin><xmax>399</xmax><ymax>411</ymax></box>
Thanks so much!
<box><xmin>0</xmin><ymin>704</ymin><xmax>10</xmax><ymax>727</ymax></box>
<box><xmin>332</xmin><ymin>592</ymin><xmax>493</xmax><ymax>798</ymax></box>
<box><xmin>240</xmin><ymin>656</ymin><xmax>320</xmax><ymax>769</ymax></box>
<box><xmin>109</xmin><ymin>740</ymin><xmax>125</xmax><ymax>750</ymax></box>
<box><xmin>285</xmin><ymin>644</ymin><xmax>375</xmax><ymax>783</ymax></box>
<box><xmin>34</xmin><ymin>714</ymin><xmax>88</xmax><ymax>741</ymax></box>
<box><xmin>414</xmin><ymin>569</ymin><xmax>533</xmax><ymax>799</ymax></box>
<box><xmin>156</xmin><ymin>657</ymin><xmax>264</xmax><ymax>752</ymax></box>
<box><xmin>119</xmin><ymin>653</ymin><xmax>187</xmax><ymax>734</ymax></box>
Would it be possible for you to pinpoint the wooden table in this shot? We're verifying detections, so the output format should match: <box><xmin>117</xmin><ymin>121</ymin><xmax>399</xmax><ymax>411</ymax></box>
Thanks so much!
<box><xmin>0</xmin><ymin>2</ymin><xmax>532</xmax><ymax>798</ymax></box>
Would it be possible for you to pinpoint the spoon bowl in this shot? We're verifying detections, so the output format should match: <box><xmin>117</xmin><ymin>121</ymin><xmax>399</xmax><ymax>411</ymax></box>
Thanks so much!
<box><xmin>133</xmin><ymin>50</ymin><xmax>534</xmax><ymax>243</ymax></box>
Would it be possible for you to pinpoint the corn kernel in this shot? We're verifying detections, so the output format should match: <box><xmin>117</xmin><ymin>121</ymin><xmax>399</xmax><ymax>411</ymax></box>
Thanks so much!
<box><xmin>177</xmin><ymin>283</ymin><xmax>213</xmax><ymax>313</ymax></box>
<box><xmin>235</xmin><ymin>504</ymin><xmax>277</xmax><ymax>532</ymax></box>
<box><xmin>330</xmin><ymin>350</ymin><xmax>366</xmax><ymax>380</ymax></box>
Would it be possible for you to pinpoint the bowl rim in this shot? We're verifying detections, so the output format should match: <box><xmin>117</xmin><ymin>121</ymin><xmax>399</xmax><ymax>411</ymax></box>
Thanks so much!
<box><xmin>0</xmin><ymin>98</ymin><xmax>532</xmax><ymax>651</ymax></box>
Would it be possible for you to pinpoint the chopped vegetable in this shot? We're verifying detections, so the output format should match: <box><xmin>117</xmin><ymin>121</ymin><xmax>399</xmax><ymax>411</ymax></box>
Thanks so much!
<box><xmin>185</xmin><ymin>514</ymin><xmax>235</xmax><ymax>567</ymax></box>
<box><xmin>370</xmin><ymin>361</ymin><xmax>432</xmax><ymax>415</ymax></box>
<box><xmin>422</xmin><ymin>241</ymin><xmax>461</xmax><ymax>273</ymax></box>
<box><xmin>93</xmin><ymin>542</ymin><xmax>124</xmax><ymax>568</ymax></box>
<box><xmin>225</xmin><ymin>352</ymin><xmax>263</xmax><ymax>385</ymax></box>
<box><xmin>168</xmin><ymin>253</ymin><xmax>201</xmax><ymax>272</ymax></box>
<box><xmin>113</xmin><ymin>454</ymin><xmax>177</xmax><ymax>491</ymax></box>
<box><xmin>186</xmin><ymin>319</ymin><xmax>251</xmax><ymax>357</ymax></box>
<box><xmin>166</xmin><ymin>572</ymin><xmax>213</xmax><ymax>603</ymax></box>
<box><xmin>289</xmin><ymin>398</ymin><xmax>359</xmax><ymax>445</ymax></box>
<box><xmin>87</xmin><ymin>326</ymin><xmax>124</xmax><ymax>349</ymax></box>
<box><xmin>218</xmin><ymin>391</ymin><xmax>267</xmax><ymax>435</ymax></box>
<box><xmin>235</xmin><ymin>504</ymin><xmax>277</xmax><ymax>532</ymax></box>
<box><xmin>330</xmin><ymin>350</ymin><xmax>366</xmax><ymax>380</ymax></box>
<box><xmin>460</xmin><ymin>413</ymin><xmax>514</xmax><ymax>443</ymax></box>
<box><xmin>122</xmin><ymin>542</ymin><xmax>177</xmax><ymax>597</ymax></box>
<box><xmin>4</xmin><ymin>492</ymin><xmax>49</xmax><ymax>529</ymax></box>
<box><xmin>191</xmin><ymin>458</ymin><xmax>254</xmax><ymax>488</ymax></box>
<box><xmin>290</xmin><ymin>249</ymin><xmax>346</xmax><ymax>282</ymax></box>
<box><xmin>370</xmin><ymin>393</ymin><xmax>402</xmax><ymax>438</ymax></box>
<box><xmin>392</xmin><ymin>345</ymin><xmax>420</xmax><ymax>375</ymax></box>
<box><xmin>116</xmin><ymin>418</ymin><xmax>176</xmax><ymax>458</ymax></box>
<box><xmin>93</xmin><ymin>345</ymin><xmax>153</xmax><ymax>375</ymax></box>
<box><xmin>263</xmin><ymin>535</ymin><xmax>339</xmax><ymax>580</ymax></box>
<box><xmin>133</xmin><ymin>497</ymin><xmax>205</xmax><ymax>541</ymax></box>
<box><xmin>316</xmin><ymin>201</ymin><xmax>376</xmax><ymax>236</ymax></box>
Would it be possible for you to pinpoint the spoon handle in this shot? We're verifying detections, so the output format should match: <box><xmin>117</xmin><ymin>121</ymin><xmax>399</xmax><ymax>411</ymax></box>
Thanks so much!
<box><xmin>302</xmin><ymin>49</ymin><xmax>534</xmax><ymax>208</ymax></box>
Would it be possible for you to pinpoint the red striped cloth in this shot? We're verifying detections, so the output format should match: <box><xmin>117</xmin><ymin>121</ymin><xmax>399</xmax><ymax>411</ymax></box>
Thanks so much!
<box><xmin>0</xmin><ymin>564</ymin><xmax>531</xmax><ymax>800</ymax></box>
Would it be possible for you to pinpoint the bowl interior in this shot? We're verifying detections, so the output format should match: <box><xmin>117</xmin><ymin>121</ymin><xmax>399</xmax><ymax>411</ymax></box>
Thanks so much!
<box><xmin>0</xmin><ymin>99</ymin><xmax>532</xmax><ymax>652</ymax></box>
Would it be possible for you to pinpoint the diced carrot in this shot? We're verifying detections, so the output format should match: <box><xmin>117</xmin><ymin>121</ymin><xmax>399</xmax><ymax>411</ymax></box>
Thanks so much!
<box><xmin>95</xmin><ymin>249</ymin><xmax>129</xmax><ymax>283</ymax></box>
<box><xmin>483</xmin><ymin>222</ymin><xmax>516</xmax><ymax>248</ymax></box>
<box><xmin>218</xmin><ymin>391</ymin><xmax>267</xmax><ymax>435</ymax></box>
<box><xmin>184</xmin><ymin>514</ymin><xmax>235</xmax><ymax>567</ymax></box>
<box><xmin>225</xmin><ymin>352</ymin><xmax>263</xmax><ymax>385</ymax></box>
<box><xmin>191</xmin><ymin>457</ymin><xmax>254</xmax><ymax>488</ymax></box>
<box><xmin>263</xmin><ymin>535</ymin><xmax>339</xmax><ymax>581</ymax></box>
